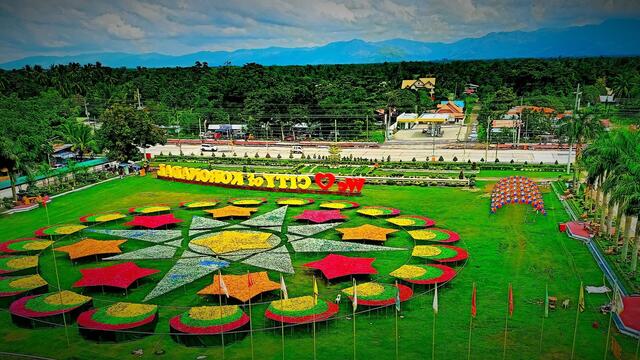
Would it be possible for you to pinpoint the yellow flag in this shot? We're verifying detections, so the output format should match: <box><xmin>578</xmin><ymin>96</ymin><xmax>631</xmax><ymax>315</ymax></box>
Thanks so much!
<box><xmin>578</xmin><ymin>282</ymin><xmax>585</xmax><ymax>313</ymax></box>
<box><xmin>313</xmin><ymin>276</ymin><xmax>319</xmax><ymax>305</ymax></box>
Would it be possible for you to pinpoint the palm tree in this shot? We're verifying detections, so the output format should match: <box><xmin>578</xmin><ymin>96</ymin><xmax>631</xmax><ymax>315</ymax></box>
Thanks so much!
<box><xmin>0</xmin><ymin>138</ymin><xmax>32</xmax><ymax>202</ymax></box>
<box><xmin>58</xmin><ymin>121</ymin><xmax>97</xmax><ymax>160</ymax></box>
<box><xmin>610</xmin><ymin>74</ymin><xmax>633</xmax><ymax>100</ymax></box>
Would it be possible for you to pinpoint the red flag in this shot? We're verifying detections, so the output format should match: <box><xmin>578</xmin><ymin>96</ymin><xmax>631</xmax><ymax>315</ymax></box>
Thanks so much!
<box><xmin>247</xmin><ymin>272</ymin><xmax>254</xmax><ymax>288</ymax></box>
<box><xmin>471</xmin><ymin>283</ymin><xmax>477</xmax><ymax>318</ymax></box>
<box><xmin>508</xmin><ymin>284</ymin><xmax>514</xmax><ymax>317</ymax></box>
<box><xmin>40</xmin><ymin>195</ymin><xmax>49</xmax><ymax>208</ymax></box>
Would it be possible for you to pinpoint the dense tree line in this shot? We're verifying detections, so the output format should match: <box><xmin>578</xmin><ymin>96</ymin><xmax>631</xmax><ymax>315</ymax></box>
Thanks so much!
<box><xmin>1</xmin><ymin>57</ymin><xmax>640</xmax><ymax>137</ymax></box>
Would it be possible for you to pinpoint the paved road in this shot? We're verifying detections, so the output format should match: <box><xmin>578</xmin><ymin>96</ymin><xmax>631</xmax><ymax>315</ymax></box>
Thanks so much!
<box><xmin>146</xmin><ymin>143</ymin><xmax>574</xmax><ymax>164</ymax></box>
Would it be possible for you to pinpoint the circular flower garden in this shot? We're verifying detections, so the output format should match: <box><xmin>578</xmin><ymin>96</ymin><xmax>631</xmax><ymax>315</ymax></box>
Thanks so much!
<box><xmin>0</xmin><ymin>196</ymin><xmax>468</xmax><ymax>344</ymax></box>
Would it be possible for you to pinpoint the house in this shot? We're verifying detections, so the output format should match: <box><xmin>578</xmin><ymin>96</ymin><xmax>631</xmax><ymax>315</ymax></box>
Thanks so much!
<box><xmin>440</xmin><ymin>100</ymin><xmax>465</xmax><ymax>110</ymax></box>
<box><xmin>492</xmin><ymin>120</ymin><xmax>521</xmax><ymax>129</ymax></box>
<box><xmin>505</xmin><ymin>106</ymin><xmax>556</xmax><ymax>119</ymax></box>
<box><xmin>400</xmin><ymin>77</ymin><xmax>436</xmax><ymax>90</ymax></box>
<box><xmin>435</xmin><ymin>101</ymin><xmax>465</xmax><ymax>123</ymax></box>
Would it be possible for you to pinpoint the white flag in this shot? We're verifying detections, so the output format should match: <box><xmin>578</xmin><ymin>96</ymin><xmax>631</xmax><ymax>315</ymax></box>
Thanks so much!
<box><xmin>218</xmin><ymin>271</ymin><xmax>229</xmax><ymax>298</ymax></box>
<box><xmin>280</xmin><ymin>274</ymin><xmax>289</xmax><ymax>300</ymax></box>
<box><xmin>353</xmin><ymin>279</ymin><xmax>358</xmax><ymax>311</ymax></box>
<box><xmin>433</xmin><ymin>284</ymin><xmax>439</xmax><ymax>315</ymax></box>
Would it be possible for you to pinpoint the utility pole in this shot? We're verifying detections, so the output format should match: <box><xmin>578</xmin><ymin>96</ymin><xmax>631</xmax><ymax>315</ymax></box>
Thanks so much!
<box><xmin>384</xmin><ymin>113</ymin><xmax>388</xmax><ymax>142</ymax></box>
<box><xmin>485</xmin><ymin>117</ymin><xmax>490</xmax><ymax>162</ymax></box>
<box><xmin>334</xmin><ymin>119</ymin><xmax>338</xmax><ymax>142</ymax></box>
<box><xmin>136</xmin><ymin>88</ymin><xmax>143</xmax><ymax>110</ymax></box>
<box><xmin>567</xmin><ymin>84</ymin><xmax>582</xmax><ymax>174</ymax></box>
<box><xmin>366</xmin><ymin>115</ymin><xmax>369</xmax><ymax>141</ymax></box>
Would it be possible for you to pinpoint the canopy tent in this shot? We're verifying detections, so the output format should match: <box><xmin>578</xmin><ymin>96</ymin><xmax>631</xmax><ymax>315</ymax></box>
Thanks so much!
<box><xmin>198</xmin><ymin>271</ymin><xmax>279</xmax><ymax>302</ymax></box>
<box><xmin>0</xmin><ymin>238</ymin><xmax>53</xmax><ymax>254</ymax></box>
<box><xmin>294</xmin><ymin>210</ymin><xmax>347</xmax><ymax>224</ymax></box>
<box><xmin>55</xmin><ymin>239</ymin><xmax>126</xmax><ymax>260</ymax></box>
<box><xmin>78</xmin><ymin>302</ymin><xmax>158</xmax><ymax>342</ymax></box>
<box><xmin>73</xmin><ymin>262</ymin><xmax>159</xmax><ymax>289</ymax></box>
<box><xmin>390</xmin><ymin>264</ymin><xmax>457</xmax><ymax>285</ymax></box>
<box><xmin>342</xmin><ymin>282</ymin><xmax>413</xmax><ymax>306</ymax></box>
<box><xmin>303</xmin><ymin>254</ymin><xmax>377</xmax><ymax>280</ymax></box>
<box><xmin>336</xmin><ymin>224</ymin><xmax>398</xmax><ymax>242</ymax></box>
<box><xmin>124</xmin><ymin>214</ymin><xmax>183</xmax><ymax>229</ymax></box>
<box><xmin>265</xmin><ymin>295</ymin><xmax>339</xmax><ymax>324</ymax></box>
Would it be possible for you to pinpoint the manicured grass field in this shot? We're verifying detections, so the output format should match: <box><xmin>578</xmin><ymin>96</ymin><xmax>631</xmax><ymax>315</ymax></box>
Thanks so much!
<box><xmin>0</xmin><ymin>175</ymin><xmax>636</xmax><ymax>359</ymax></box>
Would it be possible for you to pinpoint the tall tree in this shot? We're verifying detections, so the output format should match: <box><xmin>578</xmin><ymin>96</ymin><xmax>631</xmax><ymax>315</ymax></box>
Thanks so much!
<box><xmin>58</xmin><ymin>121</ymin><xmax>97</xmax><ymax>160</ymax></box>
<box><xmin>98</xmin><ymin>104</ymin><xmax>166</xmax><ymax>162</ymax></box>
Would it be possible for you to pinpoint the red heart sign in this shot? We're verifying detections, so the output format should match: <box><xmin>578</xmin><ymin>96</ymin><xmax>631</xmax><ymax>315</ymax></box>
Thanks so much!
<box><xmin>315</xmin><ymin>173</ymin><xmax>336</xmax><ymax>191</ymax></box>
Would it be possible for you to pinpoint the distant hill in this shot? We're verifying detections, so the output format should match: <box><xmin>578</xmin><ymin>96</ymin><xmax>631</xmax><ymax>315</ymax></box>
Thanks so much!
<box><xmin>2</xmin><ymin>18</ymin><xmax>639</xmax><ymax>69</ymax></box>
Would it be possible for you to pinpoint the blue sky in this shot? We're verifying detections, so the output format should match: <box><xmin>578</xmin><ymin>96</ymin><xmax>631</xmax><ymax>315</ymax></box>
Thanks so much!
<box><xmin>1</xmin><ymin>0</ymin><xmax>639</xmax><ymax>62</ymax></box>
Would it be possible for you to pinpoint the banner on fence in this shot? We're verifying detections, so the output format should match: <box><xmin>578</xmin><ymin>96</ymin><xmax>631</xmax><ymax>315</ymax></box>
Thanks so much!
<box><xmin>156</xmin><ymin>164</ymin><xmax>365</xmax><ymax>195</ymax></box>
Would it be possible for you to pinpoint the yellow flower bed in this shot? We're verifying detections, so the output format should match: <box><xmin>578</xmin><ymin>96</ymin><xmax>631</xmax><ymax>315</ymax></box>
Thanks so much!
<box><xmin>186</xmin><ymin>201</ymin><xmax>217</xmax><ymax>208</ymax></box>
<box><xmin>94</xmin><ymin>213</ymin><xmax>125</xmax><ymax>222</ymax></box>
<box><xmin>234</xmin><ymin>200</ymin><xmax>262</xmax><ymax>205</ymax></box>
<box><xmin>277</xmin><ymin>199</ymin><xmax>306</xmax><ymax>205</ymax></box>
<box><xmin>6</xmin><ymin>256</ymin><xmax>38</xmax><ymax>269</ymax></box>
<box><xmin>139</xmin><ymin>206</ymin><xmax>170</xmax><ymax>213</ymax></box>
<box><xmin>390</xmin><ymin>265</ymin><xmax>427</xmax><ymax>279</ymax></box>
<box><xmin>22</xmin><ymin>240</ymin><xmax>53</xmax><ymax>251</ymax></box>
<box><xmin>10</xmin><ymin>274</ymin><xmax>47</xmax><ymax>289</ymax></box>
<box><xmin>387</xmin><ymin>218</ymin><xmax>416</xmax><ymax>226</ymax></box>
<box><xmin>342</xmin><ymin>282</ymin><xmax>385</xmax><ymax>297</ymax></box>
<box><xmin>55</xmin><ymin>225</ymin><xmax>87</xmax><ymax>234</ymax></box>
<box><xmin>408</xmin><ymin>230</ymin><xmax>437</xmax><ymax>240</ymax></box>
<box><xmin>271</xmin><ymin>296</ymin><xmax>316</xmax><ymax>312</ymax></box>
<box><xmin>192</xmin><ymin>231</ymin><xmax>273</xmax><ymax>254</ymax></box>
<box><xmin>320</xmin><ymin>203</ymin><xmax>346</xmax><ymax>209</ymax></box>
<box><xmin>412</xmin><ymin>245</ymin><xmax>442</xmax><ymax>257</ymax></box>
<box><xmin>189</xmin><ymin>305</ymin><xmax>238</xmax><ymax>320</ymax></box>
<box><xmin>106</xmin><ymin>302</ymin><xmax>157</xmax><ymax>318</ymax></box>
<box><xmin>44</xmin><ymin>291</ymin><xmax>91</xmax><ymax>306</ymax></box>
<box><xmin>358</xmin><ymin>208</ymin><xmax>384</xmax><ymax>216</ymax></box>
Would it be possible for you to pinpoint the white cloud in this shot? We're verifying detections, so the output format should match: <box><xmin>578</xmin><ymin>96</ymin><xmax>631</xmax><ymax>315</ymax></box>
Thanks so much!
<box><xmin>93</xmin><ymin>13</ymin><xmax>145</xmax><ymax>40</ymax></box>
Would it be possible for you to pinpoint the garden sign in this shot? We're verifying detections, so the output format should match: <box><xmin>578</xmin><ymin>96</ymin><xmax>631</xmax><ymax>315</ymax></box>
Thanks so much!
<box><xmin>156</xmin><ymin>164</ymin><xmax>365</xmax><ymax>195</ymax></box>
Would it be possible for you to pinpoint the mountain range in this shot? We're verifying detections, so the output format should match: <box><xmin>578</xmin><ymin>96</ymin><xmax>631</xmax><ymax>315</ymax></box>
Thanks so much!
<box><xmin>2</xmin><ymin>18</ymin><xmax>639</xmax><ymax>69</ymax></box>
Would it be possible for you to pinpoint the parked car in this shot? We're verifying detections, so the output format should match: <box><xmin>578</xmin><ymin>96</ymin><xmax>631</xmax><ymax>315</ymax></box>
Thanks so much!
<box><xmin>200</xmin><ymin>144</ymin><xmax>218</xmax><ymax>152</ymax></box>
<box><xmin>291</xmin><ymin>145</ymin><xmax>303</xmax><ymax>154</ymax></box>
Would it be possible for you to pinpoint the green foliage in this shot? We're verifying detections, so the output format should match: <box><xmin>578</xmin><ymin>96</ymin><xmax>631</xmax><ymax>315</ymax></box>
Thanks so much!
<box><xmin>97</xmin><ymin>104</ymin><xmax>167</xmax><ymax>162</ymax></box>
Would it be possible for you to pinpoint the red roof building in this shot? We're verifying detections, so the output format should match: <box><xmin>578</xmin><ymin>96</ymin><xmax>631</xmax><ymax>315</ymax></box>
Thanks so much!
<box><xmin>435</xmin><ymin>101</ymin><xmax>465</xmax><ymax>123</ymax></box>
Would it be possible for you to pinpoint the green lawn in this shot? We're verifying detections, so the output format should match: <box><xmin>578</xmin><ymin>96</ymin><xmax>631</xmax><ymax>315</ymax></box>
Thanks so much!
<box><xmin>477</xmin><ymin>170</ymin><xmax>571</xmax><ymax>180</ymax></box>
<box><xmin>0</xmin><ymin>176</ymin><xmax>636</xmax><ymax>359</ymax></box>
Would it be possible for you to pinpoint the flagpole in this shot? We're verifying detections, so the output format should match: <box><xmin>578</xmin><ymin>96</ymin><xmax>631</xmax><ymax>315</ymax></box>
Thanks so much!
<box><xmin>248</xmin><ymin>272</ymin><xmax>254</xmax><ymax>360</ymax></box>
<box><xmin>570</xmin><ymin>281</ymin><xmax>583</xmax><ymax>360</ymax></box>
<box><xmin>603</xmin><ymin>309</ymin><xmax>612</xmax><ymax>360</ymax></box>
<box><xmin>467</xmin><ymin>282</ymin><xmax>475</xmax><ymax>360</ymax></box>
<box><xmin>395</xmin><ymin>281</ymin><xmax>399</xmax><ymax>360</ymax></box>
<box><xmin>218</xmin><ymin>291</ymin><xmax>225</xmax><ymax>359</ymax></box>
<box><xmin>502</xmin><ymin>284</ymin><xmax>510</xmax><ymax>360</ymax></box>
<box><xmin>44</xmin><ymin>202</ymin><xmax>70</xmax><ymax>348</ymax></box>
<box><xmin>312</xmin><ymin>275</ymin><xmax>317</xmax><ymax>360</ymax></box>
<box><xmin>353</xmin><ymin>279</ymin><xmax>357</xmax><ymax>360</ymax></box>
<box><xmin>280</xmin><ymin>285</ymin><xmax>285</xmax><ymax>360</ymax></box>
<box><xmin>539</xmin><ymin>284</ymin><xmax>548</xmax><ymax>355</ymax></box>
<box><xmin>432</xmin><ymin>283</ymin><xmax>438</xmax><ymax>360</ymax></box>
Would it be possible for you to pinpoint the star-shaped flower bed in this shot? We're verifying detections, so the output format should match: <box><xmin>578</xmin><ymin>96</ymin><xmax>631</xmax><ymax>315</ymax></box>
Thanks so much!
<box><xmin>303</xmin><ymin>254</ymin><xmax>377</xmax><ymax>280</ymax></box>
<box><xmin>191</xmin><ymin>231</ymin><xmax>278</xmax><ymax>256</ymax></box>
<box><xmin>336</xmin><ymin>224</ymin><xmax>398</xmax><ymax>242</ymax></box>
<box><xmin>198</xmin><ymin>271</ymin><xmax>280</xmax><ymax>302</ymax></box>
<box><xmin>55</xmin><ymin>239</ymin><xmax>127</xmax><ymax>261</ymax></box>
<box><xmin>294</xmin><ymin>210</ymin><xmax>347</xmax><ymax>224</ymax></box>
<box><xmin>73</xmin><ymin>262</ymin><xmax>159</xmax><ymax>289</ymax></box>
<box><xmin>124</xmin><ymin>214</ymin><xmax>184</xmax><ymax>229</ymax></box>
<box><xmin>206</xmin><ymin>205</ymin><xmax>258</xmax><ymax>218</ymax></box>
